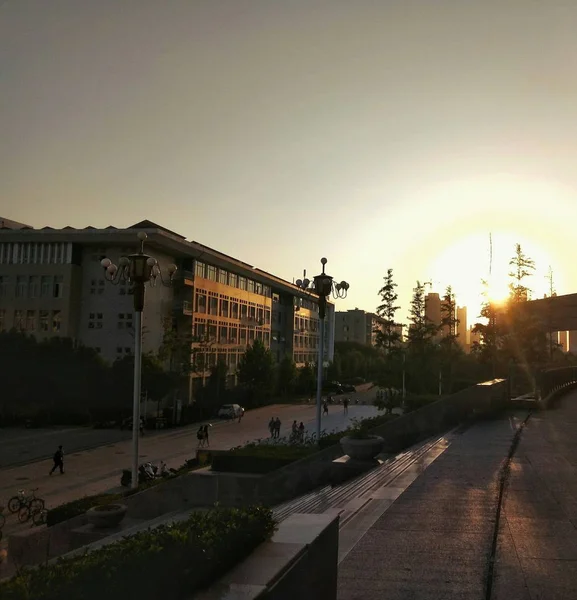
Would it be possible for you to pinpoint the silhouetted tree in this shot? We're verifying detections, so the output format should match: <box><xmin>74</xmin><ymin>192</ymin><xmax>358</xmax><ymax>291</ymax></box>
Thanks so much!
<box><xmin>276</xmin><ymin>355</ymin><xmax>297</xmax><ymax>396</ymax></box>
<box><xmin>375</xmin><ymin>268</ymin><xmax>402</xmax><ymax>353</ymax></box>
<box><xmin>237</xmin><ymin>339</ymin><xmax>275</xmax><ymax>404</ymax></box>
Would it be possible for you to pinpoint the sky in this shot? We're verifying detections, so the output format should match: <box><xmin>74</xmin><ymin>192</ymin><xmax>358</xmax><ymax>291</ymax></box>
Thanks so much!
<box><xmin>2</xmin><ymin>0</ymin><xmax>577</xmax><ymax>328</ymax></box>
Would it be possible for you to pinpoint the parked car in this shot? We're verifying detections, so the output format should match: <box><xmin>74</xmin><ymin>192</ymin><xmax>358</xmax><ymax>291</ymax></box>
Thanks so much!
<box><xmin>323</xmin><ymin>381</ymin><xmax>345</xmax><ymax>395</ymax></box>
<box><xmin>341</xmin><ymin>383</ymin><xmax>356</xmax><ymax>393</ymax></box>
<box><xmin>217</xmin><ymin>404</ymin><xmax>245</xmax><ymax>420</ymax></box>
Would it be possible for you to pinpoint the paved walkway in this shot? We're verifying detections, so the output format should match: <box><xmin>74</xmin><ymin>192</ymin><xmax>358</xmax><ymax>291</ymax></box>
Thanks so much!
<box><xmin>493</xmin><ymin>390</ymin><xmax>577</xmax><ymax>600</ymax></box>
<box><xmin>337</xmin><ymin>389</ymin><xmax>577</xmax><ymax>599</ymax></box>
<box><xmin>338</xmin><ymin>413</ymin><xmax>524</xmax><ymax>600</ymax></box>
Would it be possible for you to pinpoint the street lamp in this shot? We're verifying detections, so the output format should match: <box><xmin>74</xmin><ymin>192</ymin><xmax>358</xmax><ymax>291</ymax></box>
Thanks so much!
<box><xmin>295</xmin><ymin>258</ymin><xmax>349</xmax><ymax>442</ymax></box>
<box><xmin>101</xmin><ymin>232</ymin><xmax>177</xmax><ymax>488</ymax></box>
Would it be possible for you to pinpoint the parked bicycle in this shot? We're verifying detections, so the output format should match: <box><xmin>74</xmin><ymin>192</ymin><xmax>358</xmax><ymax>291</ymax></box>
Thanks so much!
<box><xmin>8</xmin><ymin>488</ymin><xmax>45</xmax><ymax>518</ymax></box>
<box><xmin>19</xmin><ymin>505</ymin><xmax>48</xmax><ymax>527</ymax></box>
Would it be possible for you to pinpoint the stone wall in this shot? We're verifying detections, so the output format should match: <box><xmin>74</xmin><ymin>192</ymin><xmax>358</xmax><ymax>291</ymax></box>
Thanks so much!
<box><xmin>195</xmin><ymin>513</ymin><xmax>339</xmax><ymax>600</ymax></box>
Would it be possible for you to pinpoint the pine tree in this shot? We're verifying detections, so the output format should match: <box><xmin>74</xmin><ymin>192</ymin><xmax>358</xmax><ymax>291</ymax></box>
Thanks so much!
<box><xmin>407</xmin><ymin>281</ymin><xmax>438</xmax><ymax>355</ymax></box>
<box><xmin>375</xmin><ymin>268</ymin><xmax>401</xmax><ymax>353</ymax></box>
<box><xmin>508</xmin><ymin>243</ymin><xmax>535</xmax><ymax>302</ymax></box>
<box><xmin>439</xmin><ymin>286</ymin><xmax>461</xmax><ymax>393</ymax></box>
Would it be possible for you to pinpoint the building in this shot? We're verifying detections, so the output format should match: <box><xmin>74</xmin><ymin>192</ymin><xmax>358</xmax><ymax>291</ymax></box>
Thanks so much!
<box><xmin>334</xmin><ymin>308</ymin><xmax>402</xmax><ymax>347</ymax></box>
<box><xmin>0</xmin><ymin>219</ymin><xmax>334</xmax><ymax>400</ymax></box>
<box><xmin>425</xmin><ymin>292</ymin><xmax>441</xmax><ymax>329</ymax></box>
<box><xmin>0</xmin><ymin>217</ymin><xmax>33</xmax><ymax>230</ymax></box>
<box><xmin>456</xmin><ymin>306</ymin><xmax>468</xmax><ymax>350</ymax></box>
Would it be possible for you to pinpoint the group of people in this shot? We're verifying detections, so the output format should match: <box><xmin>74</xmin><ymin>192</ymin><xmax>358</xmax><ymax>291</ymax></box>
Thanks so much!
<box><xmin>290</xmin><ymin>420</ymin><xmax>306</xmax><ymax>442</ymax></box>
<box><xmin>323</xmin><ymin>396</ymin><xmax>350</xmax><ymax>416</ymax></box>
<box><xmin>268</xmin><ymin>417</ymin><xmax>282</xmax><ymax>438</ymax></box>
<box><xmin>196</xmin><ymin>424</ymin><xmax>212</xmax><ymax>447</ymax></box>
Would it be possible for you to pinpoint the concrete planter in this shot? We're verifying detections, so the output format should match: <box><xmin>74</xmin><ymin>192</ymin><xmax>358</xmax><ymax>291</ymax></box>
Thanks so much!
<box><xmin>340</xmin><ymin>435</ymin><xmax>384</xmax><ymax>461</ymax></box>
<box><xmin>86</xmin><ymin>504</ymin><xmax>127</xmax><ymax>529</ymax></box>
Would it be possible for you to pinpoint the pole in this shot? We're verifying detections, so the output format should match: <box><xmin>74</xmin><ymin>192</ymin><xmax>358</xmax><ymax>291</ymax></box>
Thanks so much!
<box><xmin>316</xmin><ymin>316</ymin><xmax>325</xmax><ymax>441</ymax></box>
<box><xmin>132</xmin><ymin>310</ymin><xmax>143</xmax><ymax>489</ymax></box>
<box><xmin>438</xmin><ymin>370</ymin><xmax>442</xmax><ymax>396</ymax></box>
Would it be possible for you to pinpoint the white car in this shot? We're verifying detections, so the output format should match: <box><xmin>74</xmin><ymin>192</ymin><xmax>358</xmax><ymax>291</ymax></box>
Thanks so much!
<box><xmin>217</xmin><ymin>404</ymin><xmax>245</xmax><ymax>420</ymax></box>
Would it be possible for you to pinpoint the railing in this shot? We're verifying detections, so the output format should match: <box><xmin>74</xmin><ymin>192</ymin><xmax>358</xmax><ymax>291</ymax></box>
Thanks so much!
<box><xmin>537</xmin><ymin>366</ymin><xmax>577</xmax><ymax>407</ymax></box>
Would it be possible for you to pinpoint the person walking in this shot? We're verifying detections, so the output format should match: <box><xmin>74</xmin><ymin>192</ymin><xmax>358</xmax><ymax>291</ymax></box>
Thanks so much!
<box><xmin>49</xmin><ymin>445</ymin><xmax>64</xmax><ymax>475</ymax></box>
<box><xmin>197</xmin><ymin>426</ymin><xmax>205</xmax><ymax>448</ymax></box>
<box><xmin>343</xmin><ymin>397</ymin><xmax>349</xmax><ymax>416</ymax></box>
<box><xmin>323</xmin><ymin>401</ymin><xmax>329</xmax><ymax>416</ymax></box>
<box><xmin>291</xmin><ymin>420</ymin><xmax>298</xmax><ymax>442</ymax></box>
<box><xmin>203</xmin><ymin>424</ymin><xmax>211</xmax><ymax>447</ymax></box>
<box><xmin>268</xmin><ymin>417</ymin><xmax>275</xmax><ymax>438</ymax></box>
<box><xmin>274</xmin><ymin>417</ymin><xmax>281</xmax><ymax>439</ymax></box>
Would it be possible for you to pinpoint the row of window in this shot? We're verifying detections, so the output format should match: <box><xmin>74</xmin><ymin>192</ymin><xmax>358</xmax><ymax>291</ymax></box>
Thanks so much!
<box><xmin>0</xmin><ymin>275</ymin><xmax>64</xmax><ymax>299</ymax></box>
<box><xmin>294</xmin><ymin>353</ymin><xmax>318</xmax><ymax>365</ymax></box>
<box><xmin>194</xmin><ymin>289</ymin><xmax>271</xmax><ymax>323</ymax></box>
<box><xmin>192</xmin><ymin>318</ymin><xmax>271</xmax><ymax>347</ymax></box>
<box><xmin>194</xmin><ymin>261</ymin><xmax>272</xmax><ymax>298</ymax></box>
<box><xmin>0</xmin><ymin>309</ymin><xmax>62</xmax><ymax>333</ymax></box>
<box><xmin>294</xmin><ymin>316</ymin><xmax>319</xmax><ymax>333</ymax></box>
<box><xmin>0</xmin><ymin>242</ymin><xmax>72</xmax><ymax>265</ymax></box>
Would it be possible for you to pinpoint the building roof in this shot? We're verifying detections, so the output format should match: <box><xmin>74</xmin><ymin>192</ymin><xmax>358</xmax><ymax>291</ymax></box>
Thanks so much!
<box><xmin>0</xmin><ymin>217</ymin><xmax>33</xmax><ymax>230</ymax></box>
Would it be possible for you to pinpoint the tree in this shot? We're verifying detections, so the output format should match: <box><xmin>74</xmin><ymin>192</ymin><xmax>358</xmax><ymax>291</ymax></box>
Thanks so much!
<box><xmin>472</xmin><ymin>279</ymin><xmax>501</xmax><ymax>370</ymax></box>
<box><xmin>509</xmin><ymin>243</ymin><xmax>535</xmax><ymax>302</ymax></box>
<box><xmin>375</xmin><ymin>268</ymin><xmax>401</xmax><ymax>353</ymax></box>
<box><xmin>439</xmin><ymin>286</ymin><xmax>461</xmax><ymax>393</ymax></box>
<box><xmin>276</xmin><ymin>355</ymin><xmax>297</xmax><ymax>396</ymax></box>
<box><xmin>237</xmin><ymin>339</ymin><xmax>275</xmax><ymax>404</ymax></box>
<box><xmin>326</xmin><ymin>353</ymin><xmax>342</xmax><ymax>382</ymax></box>
<box><xmin>406</xmin><ymin>281</ymin><xmax>439</xmax><ymax>393</ymax></box>
<box><xmin>296</xmin><ymin>362</ymin><xmax>316</xmax><ymax>396</ymax></box>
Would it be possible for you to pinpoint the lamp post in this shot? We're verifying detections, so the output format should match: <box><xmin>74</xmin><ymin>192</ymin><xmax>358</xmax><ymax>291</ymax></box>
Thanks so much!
<box><xmin>101</xmin><ymin>232</ymin><xmax>177</xmax><ymax>488</ymax></box>
<box><xmin>295</xmin><ymin>258</ymin><xmax>349</xmax><ymax>442</ymax></box>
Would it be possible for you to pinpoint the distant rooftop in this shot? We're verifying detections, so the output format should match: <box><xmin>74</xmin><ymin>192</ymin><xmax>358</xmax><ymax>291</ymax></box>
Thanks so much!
<box><xmin>0</xmin><ymin>217</ymin><xmax>33</xmax><ymax>230</ymax></box>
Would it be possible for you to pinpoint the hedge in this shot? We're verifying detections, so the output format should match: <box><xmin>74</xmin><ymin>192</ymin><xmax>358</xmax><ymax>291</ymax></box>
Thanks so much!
<box><xmin>318</xmin><ymin>413</ymin><xmax>399</xmax><ymax>448</ymax></box>
<box><xmin>1</xmin><ymin>506</ymin><xmax>276</xmax><ymax>600</ymax></box>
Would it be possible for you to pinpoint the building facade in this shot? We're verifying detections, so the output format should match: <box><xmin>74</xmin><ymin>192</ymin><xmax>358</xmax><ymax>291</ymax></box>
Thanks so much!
<box><xmin>334</xmin><ymin>309</ymin><xmax>397</xmax><ymax>347</ymax></box>
<box><xmin>0</xmin><ymin>220</ymin><xmax>334</xmax><ymax>400</ymax></box>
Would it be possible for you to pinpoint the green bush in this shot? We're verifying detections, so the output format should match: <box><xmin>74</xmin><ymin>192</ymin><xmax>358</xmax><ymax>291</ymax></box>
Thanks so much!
<box><xmin>227</xmin><ymin>444</ymin><xmax>317</xmax><ymax>460</ymax></box>
<box><xmin>46</xmin><ymin>494</ymin><xmax>123</xmax><ymax>527</ymax></box>
<box><xmin>318</xmin><ymin>413</ymin><xmax>398</xmax><ymax>448</ymax></box>
<box><xmin>1</xmin><ymin>506</ymin><xmax>276</xmax><ymax>600</ymax></box>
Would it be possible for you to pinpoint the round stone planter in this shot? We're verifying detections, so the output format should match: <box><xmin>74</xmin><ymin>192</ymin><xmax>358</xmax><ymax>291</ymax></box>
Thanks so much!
<box><xmin>340</xmin><ymin>435</ymin><xmax>384</xmax><ymax>461</ymax></box>
<box><xmin>86</xmin><ymin>504</ymin><xmax>128</xmax><ymax>529</ymax></box>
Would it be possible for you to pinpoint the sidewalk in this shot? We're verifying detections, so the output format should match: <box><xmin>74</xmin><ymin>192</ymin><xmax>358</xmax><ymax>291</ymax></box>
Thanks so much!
<box><xmin>493</xmin><ymin>389</ymin><xmax>577</xmax><ymax>599</ymax></box>
<box><xmin>337</xmin><ymin>412</ymin><xmax>529</xmax><ymax>599</ymax></box>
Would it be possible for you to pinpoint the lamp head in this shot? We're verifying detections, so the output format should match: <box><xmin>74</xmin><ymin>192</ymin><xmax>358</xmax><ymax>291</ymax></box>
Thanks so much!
<box><xmin>100</xmin><ymin>258</ymin><xmax>111</xmax><ymax>269</ymax></box>
<box><xmin>137</xmin><ymin>231</ymin><xmax>147</xmax><ymax>242</ymax></box>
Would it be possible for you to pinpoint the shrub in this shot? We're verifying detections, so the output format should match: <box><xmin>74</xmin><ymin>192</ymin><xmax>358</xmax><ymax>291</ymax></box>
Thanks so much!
<box><xmin>318</xmin><ymin>413</ymin><xmax>398</xmax><ymax>448</ymax></box>
<box><xmin>46</xmin><ymin>494</ymin><xmax>123</xmax><ymax>527</ymax></box>
<box><xmin>1</xmin><ymin>506</ymin><xmax>276</xmax><ymax>600</ymax></box>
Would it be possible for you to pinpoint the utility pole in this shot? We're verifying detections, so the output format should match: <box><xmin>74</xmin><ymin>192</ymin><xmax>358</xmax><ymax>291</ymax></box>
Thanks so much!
<box><xmin>546</xmin><ymin>266</ymin><xmax>556</xmax><ymax>359</ymax></box>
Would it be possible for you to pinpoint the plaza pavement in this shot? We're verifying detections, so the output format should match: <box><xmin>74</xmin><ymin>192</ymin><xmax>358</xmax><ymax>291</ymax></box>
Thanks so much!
<box><xmin>0</xmin><ymin>396</ymin><xmax>378</xmax><ymax>544</ymax></box>
<box><xmin>337</xmin><ymin>390</ymin><xmax>577</xmax><ymax>599</ymax></box>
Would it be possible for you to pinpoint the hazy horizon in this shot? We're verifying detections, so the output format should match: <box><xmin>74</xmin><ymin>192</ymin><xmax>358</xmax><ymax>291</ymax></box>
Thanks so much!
<box><xmin>3</xmin><ymin>1</ymin><xmax>577</xmax><ymax>325</ymax></box>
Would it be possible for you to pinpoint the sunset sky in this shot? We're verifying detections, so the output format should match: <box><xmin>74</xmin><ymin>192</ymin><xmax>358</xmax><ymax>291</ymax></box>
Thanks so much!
<box><xmin>2</xmin><ymin>1</ymin><xmax>577</xmax><ymax>327</ymax></box>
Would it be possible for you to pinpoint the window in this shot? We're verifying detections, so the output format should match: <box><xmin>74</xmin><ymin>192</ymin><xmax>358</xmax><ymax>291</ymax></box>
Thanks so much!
<box><xmin>229</xmin><ymin>273</ymin><xmax>238</xmax><ymax>288</ymax></box>
<box><xmin>41</xmin><ymin>276</ymin><xmax>52</xmax><ymax>297</ymax></box>
<box><xmin>53</xmin><ymin>275</ymin><xmax>63</xmax><ymax>298</ymax></box>
<box><xmin>0</xmin><ymin>309</ymin><xmax>5</xmax><ymax>331</ymax></box>
<box><xmin>116</xmin><ymin>313</ymin><xmax>133</xmax><ymax>329</ymax></box>
<box><xmin>257</xmin><ymin>307</ymin><xmax>264</xmax><ymax>324</ymax></box>
<box><xmin>16</xmin><ymin>276</ymin><xmax>27</xmax><ymax>298</ymax></box>
<box><xmin>207</xmin><ymin>265</ymin><xmax>217</xmax><ymax>281</ymax></box>
<box><xmin>25</xmin><ymin>310</ymin><xmax>35</xmax><ymax>331</ymax></box>
<box><xmin>195</xmin><ymin>261</ymin><xmax>206</xmax><ymax>278</ymax></box>
<box><xmin>231</xmin><ymin>302</ymin><xmax>239</xmax><ymax>319</ymax></box>
<box><xmin>208</xmin><ymin>296</ymin><xmax>218</xmax><ymax>315</ymax></box>
<box><xmin>263</xmin><ymin>285</ymin><xmax>271</xmax><ymax>298</ymax></box>
<box><xmin>254</xmin><ymin>281</ymin><xmax>262</xmax><ymax>295</ymax></box>
<box><xmin>220</xmin><ymin>299</ymin><xmax>229</xmax><ymax>318</ymax></box>
<box><xmin>239</xmin><ymin>276</ymin><xmax>247</xmax><ymax>291</ymax></box>
<box><xmin>14</xmin><ymin>310</ymin><xmax>25</xmax><ymax>330</ymax></box>
<box><xmin>195</xmin><ymin>291</ymin><xmax>207</xmax><ymax>313</ymax></box>
<box><xmin>28</xmin><ymin>276</ymin><xmax>39</xmax><ymax>298</ymax></box>
<box><xmin>273</xmin><ymin>293</ymin><xmax>279</xmax><ymax>303</ymax></box>
<box><xmin>97</xmin><ymin>279</ymin><xmax>105</xmax><ymax>295</ymax></box>
<box><xmin>247</xmin><ymin>279</ymin><xmax>255</xmax><ymax>293</ymax></box>
<box><xmin>52</xmin><ymin>310</ymin><xmax>61</xmax><ymax>332</ymax></box>
<box><xmin>195</xmin><ymin>322</ymin><xmax>206</xmax><ymax>341</ymax></box>
<box><xmin>249</xmin><ymin>305</ymin><xmax>256</xmax><ymax>320</ymax></box>
<box><xmin>0</xmin><ymin>276</ymin><xmax>9</xmax><ymax>297</ymax></box>
<box><xmin>39</xmin><ymin>310</ymin><xmax>49</xmax><ymax>331</ymax></box>
<box><xmin>219</xmin><ymin>325</ymin><xmax>228</xmax><ymax>343</ymax></box>
<box><xmin>240</xmin><ymin>304</ymin><xmax>248</xmax><ymax>319</ymax></box>
<box><xmin>218</xmin><ymin>269</ymin><xmax>228</xmax><ymax>285</ymax></box>
<box><xmin>265</xmin><ymin>309</ymin><xmax>271</xmax><ymax>325</ymax></box>
<box><xmin>208</xmin><ymin>323</ymin><xmax>217</xmax><ymax>341</ymax></box>
<box><xmin>88</xmin><ymin>312</ymin><xmax>103</xmax><ymax>329</ymax></box>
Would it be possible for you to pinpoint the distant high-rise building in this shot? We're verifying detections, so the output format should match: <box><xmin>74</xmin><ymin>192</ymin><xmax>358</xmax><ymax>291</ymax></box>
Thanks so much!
<box><xmin>457</xmin><ymin>306</ymin><xmax>468</xmax><ymax>349</ymax></box>
<box><xmin>425</xmin><ymin>293</ymin><xmax>441</xmax><ymax>328</ymax></box>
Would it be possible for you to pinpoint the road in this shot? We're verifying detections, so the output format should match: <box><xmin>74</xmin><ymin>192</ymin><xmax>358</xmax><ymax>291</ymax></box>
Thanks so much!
<box><xmin>0</xmin><ymin>394</ymin><xmax>379</xmax><ymax>544</ymax></box>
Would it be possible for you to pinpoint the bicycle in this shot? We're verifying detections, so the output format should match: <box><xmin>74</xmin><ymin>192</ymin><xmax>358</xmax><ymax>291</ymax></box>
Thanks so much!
<box><xmin>19</xmin><ymin>505</ymin><xmax>48</xmax><ymax>527</ymax></box>
<box><xmin>8</xmin><ymin>488</ymin><xmax>45</xmax><ymax>516</ymax></box>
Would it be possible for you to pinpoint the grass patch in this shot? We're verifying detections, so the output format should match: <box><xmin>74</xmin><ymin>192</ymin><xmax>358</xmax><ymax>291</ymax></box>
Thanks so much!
<box><xmin>1</xmin><ymin>506</ymin><xmax>276</xmax><ymax>600</ymax></box>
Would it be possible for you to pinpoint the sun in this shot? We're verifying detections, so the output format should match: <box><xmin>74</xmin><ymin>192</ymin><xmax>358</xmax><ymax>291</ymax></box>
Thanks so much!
<box><xmin>485</xmin><ymin>278</ymin><xmax>510</xmax><ymax>304</ymax></box>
